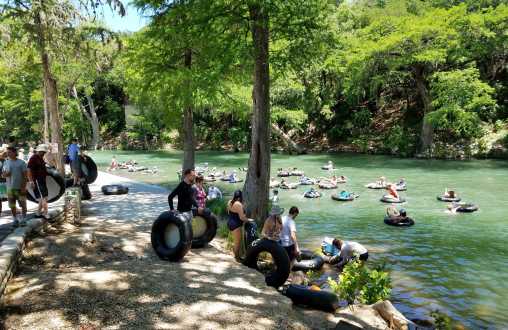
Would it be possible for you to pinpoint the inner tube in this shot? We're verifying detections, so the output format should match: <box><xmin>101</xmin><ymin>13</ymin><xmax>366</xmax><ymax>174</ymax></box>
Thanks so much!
<box><xmin>220</xmin><ymin>177</ymin><xmax>243</xmax><ymax>183</ymax></box>
<box><xmin>331</xmin><ymin>194</ymin><xmax>355</xmax><ymax>202</ymax></box>
<box><xmin>151</xmin><ymin>211</ymin><xmax>193</xmax><ymax>262</ymax></box>
<box><xmin>79</xmin><ymin>155</ymin><xmax>98</xmax><ymax>184</ymax></box>
<box><xmin>277</xmin><ymin>171</ymin><xmax>290</xmax><ymax>177</ymax></box>
<box><xmin>366</xmin><ymin>183</ymin><xmax>386</xmax><ymax>189</ymax></box>
<box><xmin>437</xmin><ymin>195</ymin><xmax>461</xmax><ymax>202</ymax></box>
<box><xmin>321</xmin><ymin>165</ymin><xmax>334</xmax><ymax>171</ymax></box>
<box><xmin>318</xmin><ymin>183</ymin><xmax>337</xmax><ymax>189</ymax></box>
<box><xmin>299</xmin><ymin>178</ymin><xmax>316</xmax><ymax>185</ymax></box>
<box><xmin>283</xmin><ymin>284</ymin><xmax>339</xmax><ymax>313</ymax></box>
<box><xmin>292</xmin><ymin>250</ymin><xmax>325</xmax><ymax>271</ymax></box>
<box><xmin>396</xmin><ymin>184</ymin><xmax>407</xmax><ymax>191</ymax></box>
<box><xmin>304</xmin><ymin>191</ymin><xmax>321</xmax><ymax>199</ymax></box>
<box><xmin>380</xmin><ymin>195</ymin><xmax>406</xmax><ymax>203</ymax></box>
<box><xmin>269</xmin><ymin>181</ymin><xmax>280</xmax><ymax>188</ymax></box>
<box><xmin>384</xmin><ymin>216</ymin><xmax>415</xmax><ymax>227</ymax></box>
<box><xmin>290</xmin><ymin>170</ymin><xmax>304</xmax><ymax>176</ymax></box>
<box><xmin>243</xmin><ymin>221</ymin><xmax>259</xmax><ymax>251</ymax></box>
<box><xmin>191</xmin><ymin>209</ymin><xmax>218</xmax><ymax>248</ymax></box>
<box><xmin>26</xmin><ymin>166</ymin><xmax>65</xmax><ymax>204</ymax></box>
<box><xmin>101</xmin><ymin>184</ymin><xmax>129</xmax><ymax>195</ymax></box>
<box><xmin>281</xmin><ymin>183</ymin><xmax>299</xmax><ymax>189</ymax></box>
<box><xmin>242</xmin><ymin>238</ymin><xmax>290</xmax><ymax>288</ymax></box>
<box><xmin>203</xmin><ymin>176</ymin><xmax>216</xmax><ymax>182</ymax></box>
<box><xmin>457</xmin><ymin>204</ymin><xmax>478</xmax><ymax>213</ymax></box>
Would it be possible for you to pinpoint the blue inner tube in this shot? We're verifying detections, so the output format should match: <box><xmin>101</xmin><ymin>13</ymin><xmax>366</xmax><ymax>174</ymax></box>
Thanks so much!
<box><xmin>437</xmin><ymin>195</ymin><xmax>461</xmax><ymax>202</ymax></box>
<box><xmin>384</xmin><ymin>216</ymin><xmax>415</xmax><ymax>227</ymax></box>
<box><xmin>331</xmin><ymin>194</ymin><xmax>355</xmax><ymax>201</ymax></box>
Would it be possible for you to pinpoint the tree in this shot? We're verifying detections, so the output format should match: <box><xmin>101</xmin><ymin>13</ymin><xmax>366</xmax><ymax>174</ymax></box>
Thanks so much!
<box><xmin>1</xmin><ymin>0</ymin><xmax>124</xmax><ymax>172</ymax></box>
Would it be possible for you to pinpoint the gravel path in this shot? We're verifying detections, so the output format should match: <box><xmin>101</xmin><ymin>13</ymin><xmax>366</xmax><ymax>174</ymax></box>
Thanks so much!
<box><xmin>0</xmin><ymin>172</ymin><xmax>338</xmax><ymax>329</ymax></box>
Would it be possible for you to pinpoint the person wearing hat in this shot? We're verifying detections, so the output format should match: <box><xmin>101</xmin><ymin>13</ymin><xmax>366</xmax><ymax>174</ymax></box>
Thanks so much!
<box><xmin>2</xmin><ymin>146</ymin><xmax>28</xmax><ymax>226</ymax></box>
<box><xmin>27</xmin><ymin>144</ymin><xmax>49</xmax><ymax>219</ymax></box>
<box><xmin>261</xmin><ymin>205</ymin><xmax>284</xmax><ymax>241</ymax></box>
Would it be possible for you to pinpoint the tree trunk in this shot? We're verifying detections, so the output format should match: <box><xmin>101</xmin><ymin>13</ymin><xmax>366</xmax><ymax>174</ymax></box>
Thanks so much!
<box><xmin>36</xmin><ymin>9</ymin><xmax>63</xmax><ymax>174</ymax></box>
<box><xmin>43</xmin><ymin>84</ymin><xmax>50</xmax><ymax>143</ymax></box>
<box><xmin>414</xmin><ymin>65</ymin><xmax>433</xmax><ymax>155</ymax></box>
<box><xmin>85</xmin><ymin>93</ymin><xmax>101</xmax><ymax>150</ymax></box>
<box><xmin>271</xmin><ymin>123</ymin><xmax>307</xmax><ymax>154</ymax></box>
<box><xmin>243</xmin><ymin>5</ymin><xmax>271</xmax><ymax>223</ymax></box>
<box><xmin>182</xmin><ymin>48</ymin><xmax>195</xmax><ymax>171</ymax></box>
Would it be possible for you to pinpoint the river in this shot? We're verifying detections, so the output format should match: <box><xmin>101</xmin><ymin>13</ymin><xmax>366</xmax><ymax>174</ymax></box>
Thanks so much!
<box><xmin>90</xmin><ymin>150</ymin><xmax>508</xmax><ymax>328</ymax></box>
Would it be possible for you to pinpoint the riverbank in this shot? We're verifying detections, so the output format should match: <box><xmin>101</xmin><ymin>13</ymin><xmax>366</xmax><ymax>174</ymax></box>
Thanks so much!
<box><xmin>1</xmin><ymin>172</ymin><xmax>402</xmax><ymax>329</ymax></box>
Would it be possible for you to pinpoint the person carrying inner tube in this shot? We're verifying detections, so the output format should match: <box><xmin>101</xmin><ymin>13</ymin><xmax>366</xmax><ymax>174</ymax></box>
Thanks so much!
<box><xmin>27</xmin><ymin>144</ymin><xmax>49</xmax><ymax>219</ymax></box>
<box><xmin>67</xmin><ymin>138</ymin><xmax>82</xmax><ymax>186</ymax></box>
<box><xmin>279</xmin><ymin>206</ymin><xmax>301</xmax><ymax>265</ymax></box>
<box><xmin>329</xmin><ymin>239</ymin><xmax>369</xmax><ymax>269</ymax></box>
<box><xmin>262</xmin><ymin>205</ymin><xmax>284</xmax><ymax>241</ymax></box>
<box><xmin>167</xmin><ymin>168</ymin><xmax>203</xmax><ymax>217</ymax></box>
<box><xmin>227</xmin><ymin>190</ymin><xmax>252</xmax><ymax>261</ymax></box>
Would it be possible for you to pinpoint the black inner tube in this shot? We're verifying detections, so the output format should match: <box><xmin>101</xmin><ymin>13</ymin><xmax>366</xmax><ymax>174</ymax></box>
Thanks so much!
<box><xmin>101</xmin><ymin>184</ymin><xmax>129</xmax><ymax>195</ymax></box>
<box><xmin>283</xmin><ymin>284</ymin><xmax>339</xmax><ymax>313</ymax></box>
<box><xmin>26</xmin><ymin>166</ymin><xmax>65</xmax><ymax>204</ymax></box>
<box><xmin>384</xmin><ymin>216</ymin><xmax>415</xmax><ymax>227</ymax></box>
<box><xmin>151</xmin><ymin>211</ymin><xmax>193</xmax><ymax>262</ymax></box>
<box><xmin>243</xmin><ymin>238</ymin><xmax>290</xmax><ymax>288</ymax></box>
<box><xmin>292</xmin><ymin>252</ymin><xmax>325</xmax><ymax>272</ymax></box>
<box><xmin>437</xmin><ymin>195</ymin><xmax>461</xmax><ymax>202</ymax></box>
<box><xmin>191</xmin><ymin>209</ymin><xmax>217</xmax><ymax>248</ymax></box>
<box><xmin>456</xmin><ymin>204</ymin><xmax>478</xmax><ymax>213</ymax></box>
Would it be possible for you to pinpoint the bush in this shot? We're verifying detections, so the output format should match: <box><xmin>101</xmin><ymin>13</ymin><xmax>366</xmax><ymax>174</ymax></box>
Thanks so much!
<box><xmin>206</xmin><ymin>198</ymin><xmax>228</xmax><ymax>218</ymax></box>
<box><xmin>430</xmin><ymin>310</ymin><xmax>453</xmax><ymax>330</ymax></box>
<box><xmin>327</xmin><ymin>260</ymin><xmax>391</xmax><ymax>305</ymax></box>
<box><xmin>217</xmin><ymin>222</ymin><xmax>233</xmax><ymax>251</ymax></box>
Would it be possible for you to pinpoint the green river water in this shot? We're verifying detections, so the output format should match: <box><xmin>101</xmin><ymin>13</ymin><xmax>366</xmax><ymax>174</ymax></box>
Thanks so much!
<box><xmin>90</xmin><ymin>150</ymin><xmax>508</xmax><ymax>329</ymax></box>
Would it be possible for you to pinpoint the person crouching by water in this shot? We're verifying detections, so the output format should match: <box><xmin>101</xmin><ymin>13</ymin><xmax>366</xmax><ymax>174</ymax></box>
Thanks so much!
<box><xmin>167</xmin><ymin>168</ymin><xmax>203</xmax><ymax>218</ymax></box>
<box><xmin>280</xmin><ymin>206</ymin><xmax>301</xmax><ymax>265</ymax></box>
<box><xmin>261</xmin><ymin>205</ymin><xmax>284</xmax><ymax>241</ymax></box>
<box><xmin>329</xmin><ymin>239</ymin><xmax>369</xmax><ymax>269</ymax></box>
<box><xmin>227</xmin><ymin>190</ymin><xmax>252</xmax><ymax>261</ymax></box>
<box><xmin>194</xmin><ymin>175</ymin><xmax>207</xmax><ymax>209</ymax></box>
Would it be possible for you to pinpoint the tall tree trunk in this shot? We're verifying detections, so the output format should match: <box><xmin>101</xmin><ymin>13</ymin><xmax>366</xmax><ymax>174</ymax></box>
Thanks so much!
<box><xmin>36</xmin><ymin>9</ymin><xmax>63</xmax><ymax>174</ymax></box>
<box><xmin>43</xmin><ymin>84</ymin><xmax>50</xmax><ymax>143</ymax></box>
<box><xmin>85</xmin><ymin>93</ymin><xmax>101</xmax><ymax>150</ymax></box>
<box><xmin>182</xmin><ymin>48</ymin><xmax>195</xmax><ymax>171</ymax></box>
<box><xmin>414</xmin><ymin>65</ymin><xmax>433</xmax><ymax>155</ymax></box>
<box><xmin>243</xmin><ymin>5</ymin><xmax>270</xmax><ymax>223</ymax></box>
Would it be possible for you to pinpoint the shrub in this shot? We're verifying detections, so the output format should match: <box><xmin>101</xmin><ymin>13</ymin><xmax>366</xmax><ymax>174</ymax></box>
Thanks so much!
<box><xmin>206</xmin><ymin>198</ymin><xmax>228</xmax><ymax>218</ymax></box>
<box><xmin>217</xmin><ymin>222</ymin><xmax>234</xmax><ymax>251</ymax></box>
<box><xmin>327</xmin><ymin>260</ymin><xmax>391</xmax><ymax>305</ymax></box>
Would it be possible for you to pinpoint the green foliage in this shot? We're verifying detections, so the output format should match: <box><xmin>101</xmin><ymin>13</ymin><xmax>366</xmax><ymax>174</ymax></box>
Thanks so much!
<box><xmin>428</xmin><ymin>68</ymin><xmax>496</xmax><ymax>140</ymax></box>
<box><xmin>206</xmin><ymin>198</ymin><xmax>228</xmax><ymax>218</ymax></box>
<box><xmin>328</xmin><ymin>261</ymin><xmax>391</xmax><ymax>305</ymax></box>
<box><xmin>430</xmin><ymin>310</ymin><xmax>453</xmax><ymax>330</ymax></box>
<box><xmin>217</xmin><ymin>222</ymin><xmax>234</xmax><ymax>251</ymax></box>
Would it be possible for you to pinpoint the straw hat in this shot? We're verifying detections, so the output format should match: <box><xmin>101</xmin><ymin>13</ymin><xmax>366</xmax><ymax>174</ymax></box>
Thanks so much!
<box><xmin>36</xmin><ymin>144</ymin><xmax>49</xmax><ymax>153</ymax></box>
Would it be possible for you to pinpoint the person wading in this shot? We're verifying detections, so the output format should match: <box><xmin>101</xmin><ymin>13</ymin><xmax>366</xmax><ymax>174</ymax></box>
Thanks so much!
<box><xmin>27</xmin><ymin>144</ymin><xmax>49</xmax><ymax>219</ymax></box>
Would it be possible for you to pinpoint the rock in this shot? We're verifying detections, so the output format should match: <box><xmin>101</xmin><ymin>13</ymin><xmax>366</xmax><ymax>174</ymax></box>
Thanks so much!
<box><xmin>335</xmin><ymin>305</ymin><xmax>390</xmax><ymax>330</ymax></box>
<box><xmin>81</xmin><ymin>231</ymin><xmax>96</xmax><ymax>245</ymax></box>
<box><xmin>372</xmin><ymin>300</ymin><xmax>419</xmax><ymax>330</ymax></box>
<box><xmin>335</xmin><ymin>320</ymin><xmax>363</xmax><ymax>330</ymax></box>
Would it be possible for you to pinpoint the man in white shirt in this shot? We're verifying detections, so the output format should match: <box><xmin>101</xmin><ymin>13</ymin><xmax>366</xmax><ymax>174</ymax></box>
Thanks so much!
<box><xmin>279</xmin><ymin>206</ymin><xmax>300</xmax><ymax>263</ymax></box>
<box><xmin>330</xmin><ymin>239</ymin><xmax>368</xmax><ymax>268</ymax></box>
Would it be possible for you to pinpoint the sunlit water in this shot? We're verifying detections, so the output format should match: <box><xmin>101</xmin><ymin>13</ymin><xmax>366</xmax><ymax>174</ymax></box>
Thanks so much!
<box><xmin>90</xmin><ymin>150</ymin><xmax>508</xmax><ymax>328</ymax></box>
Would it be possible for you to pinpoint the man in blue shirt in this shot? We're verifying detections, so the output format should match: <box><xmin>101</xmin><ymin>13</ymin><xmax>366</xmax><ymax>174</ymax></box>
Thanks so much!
<box><xmin>67</xmin><ymin>138</ymin><xmax>81</xmax><ymax>186</ymax></box>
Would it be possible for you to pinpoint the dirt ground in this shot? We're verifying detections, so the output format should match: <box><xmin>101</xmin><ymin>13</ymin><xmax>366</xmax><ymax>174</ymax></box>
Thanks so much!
<box><xmin>0</xmin><ymin>173</ymin><xmax>341</xmax><ymax>330</ymax></box>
